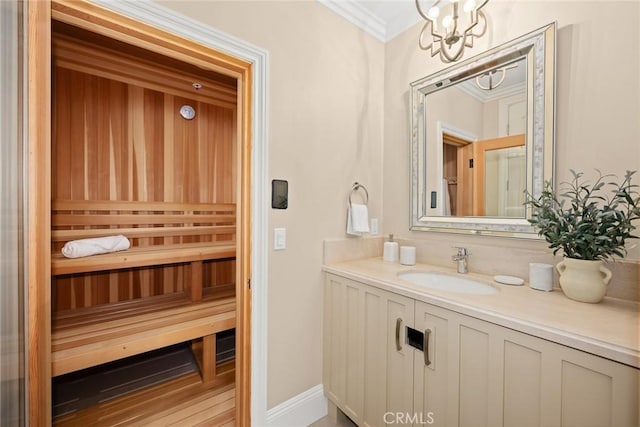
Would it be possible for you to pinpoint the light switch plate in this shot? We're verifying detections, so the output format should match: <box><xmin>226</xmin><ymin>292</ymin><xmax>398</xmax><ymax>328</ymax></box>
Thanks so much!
<box><xmin>370</xmin><ymin>218</ymin><xmax>379</xmax><ymax>235</ymax></box>
<box><xmin>274</xmin><ymin>228</ymin><xmax>286</xmax><ymax>250</ymax></box>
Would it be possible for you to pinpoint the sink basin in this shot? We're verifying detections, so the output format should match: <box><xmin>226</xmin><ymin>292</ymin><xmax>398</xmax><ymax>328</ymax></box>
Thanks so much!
<box><xmin>398</xmin><ymin>271</ymin><xmax>498</xmax><ymax>295</ymax></box>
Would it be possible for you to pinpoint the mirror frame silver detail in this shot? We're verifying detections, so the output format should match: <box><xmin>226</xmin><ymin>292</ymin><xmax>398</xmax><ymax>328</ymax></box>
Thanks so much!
<box><xmin>410</xmin><ymin>22</ymin><xmax>556</xmax><ymax>238</ymax></box>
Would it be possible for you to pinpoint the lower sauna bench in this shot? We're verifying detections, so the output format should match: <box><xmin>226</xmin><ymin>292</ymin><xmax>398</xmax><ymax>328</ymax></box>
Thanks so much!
<box><xmin>52</xmin><ymin>339</ymin><xmax>235</xmax><ymax>425</ymax></box>
<box><xmin>51</xmin><ymin>285</ymin><xmax>236</xmax><ymax>425</ymax></box>
<box><xmin>51</xmin><ymin>285</ymin><xmax>235</xmax><ymax>377</ymax></box>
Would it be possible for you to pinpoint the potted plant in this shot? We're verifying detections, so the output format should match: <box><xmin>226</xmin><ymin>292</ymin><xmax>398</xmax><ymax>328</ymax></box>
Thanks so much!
<box><xmin>525</xmin><ymin>170</ymin><xmax>640</xmax><ymax>303</ymax></box>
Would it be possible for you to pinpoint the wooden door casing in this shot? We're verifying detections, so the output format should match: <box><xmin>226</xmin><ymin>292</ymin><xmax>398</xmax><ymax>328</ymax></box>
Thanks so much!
<box><xmin>28</xmin><ymin>1</ymin><xmax>253</xmax><ymax>424</ymax></box>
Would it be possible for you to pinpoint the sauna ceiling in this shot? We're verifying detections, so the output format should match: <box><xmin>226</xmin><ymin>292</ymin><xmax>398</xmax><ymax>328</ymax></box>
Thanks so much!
<box><xmin>52</xmin><ymin>21</ymin><xmax>238</xmax><ymax>88</ymax></box>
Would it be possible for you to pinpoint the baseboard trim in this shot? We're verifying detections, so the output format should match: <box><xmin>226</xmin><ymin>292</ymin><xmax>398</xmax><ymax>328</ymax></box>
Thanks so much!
<box><xmin>265</xmin><ymin>384</ymin><xmax>327</xmax><ymax>426</ymax></box>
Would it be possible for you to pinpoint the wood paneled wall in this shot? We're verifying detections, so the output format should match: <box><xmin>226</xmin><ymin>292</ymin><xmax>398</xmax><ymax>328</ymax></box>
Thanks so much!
<box><xmin>51</xmin><ymin>36</ymin><xmax>237</xmax><ymax>311</ymax></box>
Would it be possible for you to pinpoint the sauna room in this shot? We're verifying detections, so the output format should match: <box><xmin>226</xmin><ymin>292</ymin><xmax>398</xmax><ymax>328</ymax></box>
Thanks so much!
<box><xmin>46</xmin><ymin>17</ymin><xmax>244</xmax><ymax>424</ymax></box>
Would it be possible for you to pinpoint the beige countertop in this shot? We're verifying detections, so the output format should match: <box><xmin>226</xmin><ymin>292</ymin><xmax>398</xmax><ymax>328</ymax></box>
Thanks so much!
<box><xmin>323</xmin><ymin>258</ymin><xmax>640</xmax><ymax>368</ymax></box>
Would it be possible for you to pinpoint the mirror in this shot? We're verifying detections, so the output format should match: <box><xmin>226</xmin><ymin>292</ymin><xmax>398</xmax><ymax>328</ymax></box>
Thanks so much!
<box><xmin>410</xmin><ymin>22</ymin><xmax>556</xmax><ymax>237</ymax></box>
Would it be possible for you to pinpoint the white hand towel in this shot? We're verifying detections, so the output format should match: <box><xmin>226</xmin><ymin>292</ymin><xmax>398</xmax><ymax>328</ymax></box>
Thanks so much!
<box><xmin>61</xmin><ymin>235</ymin><xmax>131</xmax><ymax>259</ymax></box>
<box><xmin>443</xmin><ymin>178</ymin><xmax>452</xmax><ymax>216</ymax></box>
<box><xmin>347</xmin><ymin>203</ymin><xmax>370</xmax><ymax>236</ymax></box>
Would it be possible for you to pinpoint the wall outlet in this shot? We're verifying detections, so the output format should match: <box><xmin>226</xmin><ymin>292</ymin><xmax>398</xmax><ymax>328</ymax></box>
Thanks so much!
<box><xmin>370</xmin><ymin>218</ymin><xmax>379</xmax><ymax>235</ymax></box>
<box><xmin>274</xmin><ymin>228</ymin><xmax>286</xmax><ymax>250</ymax></box>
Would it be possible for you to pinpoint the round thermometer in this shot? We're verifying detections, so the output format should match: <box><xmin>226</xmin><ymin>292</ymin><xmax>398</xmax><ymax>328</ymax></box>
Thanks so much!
<box><xmin>179</xmin><ymin>104</ymin><xmax>196</xmax><ymax>120</ymax></box>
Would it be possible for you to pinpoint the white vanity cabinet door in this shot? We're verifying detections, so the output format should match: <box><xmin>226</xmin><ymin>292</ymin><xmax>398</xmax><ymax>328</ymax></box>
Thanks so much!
<box><xmin>324</xmin><ymin>274</ymin><xmax>365</xmax><ymax>423</ymax></box>
<box><xmin>539</xmin><ymin>335</ymin><xmax>639</xmax><ymax>427</ymax></box>
<box><xmin>478</xmin><ymin>316</ymin><xmax>639</xmax><ymax>427</ymax></box>
<box><xmin>413</xmin><ymin>302</ymin><xmax>453</xmax><ymax>427</ymax></box>
<box><xmin>324</xmin><ymin>274</ymin><xmax>415</xmax><ymax>427</ymax></box>
<box><xmin>357</xmin><ymin>277</ymin><xmax>414</xmax><ymax>426</ymax></box>
<box><xmin>495</xmin><ymin>318</ymin><xmax>639</xmax><ymax>427</ymax></box>
<box><xmin>384</xmin><ymin>285</ymin><xmax>415</xmax><ymax>423</ymax></box>
<box><xmin>413</xmin><ymin>302</ymin><xmax>502</xmax><ymax>427</ymax></box>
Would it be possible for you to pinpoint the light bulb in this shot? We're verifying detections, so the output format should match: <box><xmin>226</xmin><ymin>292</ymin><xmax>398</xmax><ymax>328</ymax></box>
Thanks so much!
<box><xmin>427</xmin><ymin>6</ymin><xmax>440</xmax><ymax>19</ymax></box>
<box><xmin>463</xmin><ymin>0</ymin><xmax>477</xmax><ymax>12</ymax></box>
<box><xmin>442</xmin><ymin>15</ymin><xmax>453</xmax><ymax>29</ymax></box>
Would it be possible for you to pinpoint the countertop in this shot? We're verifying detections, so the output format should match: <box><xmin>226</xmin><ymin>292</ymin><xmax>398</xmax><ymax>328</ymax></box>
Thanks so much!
<box><xmin>323</xmin><ymin>258</ymin><xmax>640</xmax><ymax>368</ymax></box>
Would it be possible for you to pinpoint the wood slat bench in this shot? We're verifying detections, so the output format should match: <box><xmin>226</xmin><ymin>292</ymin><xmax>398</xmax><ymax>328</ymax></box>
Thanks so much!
<box><xmin>52</xmin><ymin>285</ymin><xmax>235</xmax><ymax>377</ymax></box>
<box><xmin>52</xmin><ymin>241</ymin><xmax>235</xmax><ymax>276</ymax></box>
<box><xmin>51</xmin><ymin>200</ymin><xmax>236</xmax><ymax>276</ymax></box>
<box><xmin>52</xmin><ymin>199</ymin><xmax>236</xmax><ymax>300</ymax></box>
<box><xmin>50</xmin><ymin>200</ymin><xmax>238</xmax><ymax>381</ymax></box>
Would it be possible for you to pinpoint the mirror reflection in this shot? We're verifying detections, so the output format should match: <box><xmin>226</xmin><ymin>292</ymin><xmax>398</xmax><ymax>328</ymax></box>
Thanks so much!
<box><xmin>430</xmin><ymin>57</ymin><xmax>527</xmax><ymax>217</ymax></box>
<box><xmin>410</xmin><ymin>22</ymin><xmax>556</xmax><ymax>237</ymax></box>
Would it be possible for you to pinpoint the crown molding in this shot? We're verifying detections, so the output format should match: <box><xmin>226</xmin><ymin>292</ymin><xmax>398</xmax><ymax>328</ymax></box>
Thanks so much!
<box><xmin>317</xmin><ymin>0</ymin><xmax>387</xmax><ymax>42</ymax></box>
<box><xmin>318</xmin><ymin>0</ymin><xmax>423</xmax><ymax>43</ymax></box>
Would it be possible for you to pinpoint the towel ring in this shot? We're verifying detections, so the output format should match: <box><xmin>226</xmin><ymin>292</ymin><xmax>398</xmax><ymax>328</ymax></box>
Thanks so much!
<box><xmin>349</xmin><ymin>182</ymin><xmax>369</xmax><ymax>207</ymax></box>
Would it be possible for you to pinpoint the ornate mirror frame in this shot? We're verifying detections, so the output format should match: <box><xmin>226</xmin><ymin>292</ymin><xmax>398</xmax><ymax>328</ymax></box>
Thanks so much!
<box><xmin>410</xmin><ymin>22</ymin><xmax>556</xmax><ymax>238</ymax></box>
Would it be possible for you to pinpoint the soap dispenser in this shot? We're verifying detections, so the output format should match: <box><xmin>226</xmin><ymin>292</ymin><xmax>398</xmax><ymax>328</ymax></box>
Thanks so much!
<box><xmin>383</xmin><ymin>234</ymin><xmax>399</xmax><ymax>262</ymax></box>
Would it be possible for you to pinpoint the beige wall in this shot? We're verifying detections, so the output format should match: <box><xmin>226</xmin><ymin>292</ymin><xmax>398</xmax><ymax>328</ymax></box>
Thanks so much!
<box><xmin>158</xmin><ymin>0</ymin><xmax>385</xmax><ymax>409</ymax></box>
<box><xmin>384</xmin><ymin>1</ymin><xmax>640</xmax><ymax>262</ymax></box>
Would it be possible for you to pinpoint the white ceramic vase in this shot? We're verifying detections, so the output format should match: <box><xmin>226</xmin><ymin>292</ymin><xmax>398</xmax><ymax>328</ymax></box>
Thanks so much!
<box><xmin>556</xmin><ymin>257</ymin><xmax>612</xmax><ymax>303</ymax></box>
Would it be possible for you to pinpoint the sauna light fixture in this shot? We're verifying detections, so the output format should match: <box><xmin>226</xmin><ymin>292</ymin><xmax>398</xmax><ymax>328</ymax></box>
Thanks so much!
<box><xmin>179</xmin><ymin>105</ymin><xmax>196</xmax><ymax>120</ymax></box>
<box><xmin>192</xmin><ymin>82</ymin><xmax>202</xmax><ymax>90</ymax></box>
<box><xmin>415</xmin><ymin>0</ymin><xmax>489</xmax><ymax>63</ymax></box>
<box><xmin>475</xmin><ymin>63</ymin><xmax>518</xmax><ymax>90</ymax></box>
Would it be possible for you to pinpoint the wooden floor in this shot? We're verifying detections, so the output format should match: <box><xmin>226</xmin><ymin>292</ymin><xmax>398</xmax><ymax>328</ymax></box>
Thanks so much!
<box><xmin>54</xmin><ymin>364</ymin><xmax>235</xmax><ymax>426</ymax></box>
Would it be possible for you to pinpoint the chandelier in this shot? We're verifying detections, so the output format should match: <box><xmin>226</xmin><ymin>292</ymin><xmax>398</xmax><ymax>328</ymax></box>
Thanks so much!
<box><xmin>416</xmin><ymin>0</ymin><xmax>489</xmax><ymax>63</ymax></box>
<box><xmin>475</xmin><ymin>63</ymin><xmax>518</xmax><ymax>90</ymax></box>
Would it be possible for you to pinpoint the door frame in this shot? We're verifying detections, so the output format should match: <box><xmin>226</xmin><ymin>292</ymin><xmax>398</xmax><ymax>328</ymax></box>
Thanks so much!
<box><xmin>435</xmin><ymin>122</ymin><xmax>477</xmax><ymax>216</ymax></box>
<box><xmin>27</xmin><ymin>1</ymin><xmax>269</xmax><ymax>424</ymax></box>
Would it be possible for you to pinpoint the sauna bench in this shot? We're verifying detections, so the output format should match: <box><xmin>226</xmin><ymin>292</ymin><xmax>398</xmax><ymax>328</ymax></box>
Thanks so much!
<box><xmin>51</xmin><ymin>200</ymin><xmax>238</xmax><ymax>378</ymax></box>
<box><xmin>51</xmin><ymin>199</ymin><xmax>236</xmax><ymax>276</ymax></box>
<box><xmin>51</xmin><ymin>241</ymin><xmax>236</xmax><ymax>275</ymax></box>
<box><xmin>51</xmin><ymin>284</ymin><xmax>236</xmax><ymax>377</ymax></box>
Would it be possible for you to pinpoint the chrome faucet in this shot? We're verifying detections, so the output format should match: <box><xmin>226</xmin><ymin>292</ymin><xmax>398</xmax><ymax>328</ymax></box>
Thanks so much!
<box><xmin>452</xmin><ymin>247</ymin><xmax>469</xmax><ymax>274</ymax></box>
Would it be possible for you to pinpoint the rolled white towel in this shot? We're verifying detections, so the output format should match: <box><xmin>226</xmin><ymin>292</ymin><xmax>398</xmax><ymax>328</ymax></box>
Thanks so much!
<box><xmin>61</xmin><ymin>235</ymin><xmax>131</xmax><ymax>259</ymax></box>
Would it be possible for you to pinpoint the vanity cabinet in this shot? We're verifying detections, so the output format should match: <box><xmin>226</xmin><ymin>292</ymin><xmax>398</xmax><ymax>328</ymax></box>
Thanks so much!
<box><xmin>324</xmin><ymin>273</ymin><xmax>639</xmax><ymax>427</ymax></box>
<box><xmin>323</xmin><ymin>274</ymin><xmax>414</xmax><ymax>426</ymax></box>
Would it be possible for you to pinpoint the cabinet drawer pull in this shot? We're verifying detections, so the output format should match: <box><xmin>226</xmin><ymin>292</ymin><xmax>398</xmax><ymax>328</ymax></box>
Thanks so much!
<box><xmin>424</xmin><ymin>328</ymin><xmax>432</xmax><ymax>366</ymax></box>
<box><xmin>395</xmin><ymin>318</ymin><xmax>403</xmax><ymax>351</ymax></box>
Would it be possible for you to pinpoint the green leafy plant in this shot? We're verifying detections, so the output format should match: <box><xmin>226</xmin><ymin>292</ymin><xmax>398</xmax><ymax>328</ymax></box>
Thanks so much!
<box><xmin>524</xmin><ymin>170</ymin><xmax>640</xmax><ymax>261</ymax></box>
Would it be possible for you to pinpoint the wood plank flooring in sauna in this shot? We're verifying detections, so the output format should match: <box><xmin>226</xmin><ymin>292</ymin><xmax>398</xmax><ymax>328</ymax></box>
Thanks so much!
<box><xmin>54</xmin><ymin>367</ymin><xmax>235</xmax><ymax>427</ymax></box>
